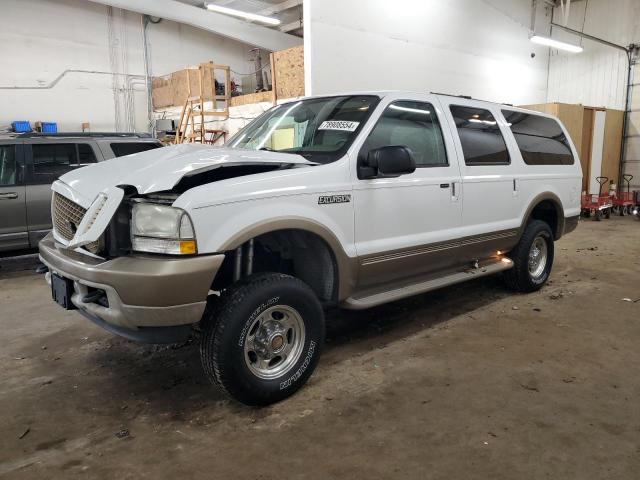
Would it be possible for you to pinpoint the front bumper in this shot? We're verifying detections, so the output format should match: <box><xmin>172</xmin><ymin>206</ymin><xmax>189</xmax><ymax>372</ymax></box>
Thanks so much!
<box><xmin>39</xmin><ymin>233</ymin><xmax>224</xmax><ymax>341</ymax></box>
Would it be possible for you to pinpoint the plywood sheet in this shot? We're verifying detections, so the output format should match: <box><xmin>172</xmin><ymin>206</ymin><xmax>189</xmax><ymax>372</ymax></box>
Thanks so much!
<box><xmin>230</xmin><ymin>91</ymin><xmax>274</xmax><ymax>107</ymax></box>
<box><xmin>555</xmin><ymin>103</ymin><xmax>584</xmax><ymax>162</ymax></box>
<box><xmin>601</xmin><ymin>109</ymin><xmax>624</xmax><ymax>185</ymax></box>
<box><xmin>519</xmin><ymin>103</ymin><xmax>558</xmax><ymax>116</ymax></box>
<box><xmin>272</xmin><ymin>45</ymin><xmax>304</xmax><ymax>100</ymax></box>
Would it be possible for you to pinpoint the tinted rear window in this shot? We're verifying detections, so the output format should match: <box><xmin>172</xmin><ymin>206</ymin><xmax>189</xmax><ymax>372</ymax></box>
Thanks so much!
<box><xmin>502</xmin><ymin>110</ymin><xmax>574</xmax><ymax>165</ymax></box>
<box><xmin>450</xmin><ymin>106</ymin><xmax>510</xmax><ymax>165</ymax></box>
<box><xmin>110</xmin><ymin>142</ymin><xmax>161</xmax><ymax>157</ymax></box>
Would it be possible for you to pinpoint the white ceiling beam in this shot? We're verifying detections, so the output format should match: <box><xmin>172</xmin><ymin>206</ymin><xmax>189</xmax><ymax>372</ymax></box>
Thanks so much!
<box><xmin>259</xmin><ymin>0</ymin><xmax>302</xmax><ymax>15</ymax></box>
<box><xmin>279</xmin><ymin>20</ymin><xmax>302</xmax><ymax>33</ymax></box>
<box><xmin>87</xmin><ymin>0</ymin><xmax>302</xmax><ymax>51</ymax></box>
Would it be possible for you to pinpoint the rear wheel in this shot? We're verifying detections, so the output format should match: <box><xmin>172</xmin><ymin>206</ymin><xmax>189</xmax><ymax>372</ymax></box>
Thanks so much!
<box><xmin>200</xmin><ymin>273</ymin><xmax>324</xmax><ymax>406</ymax></box>
<box><xmin>596</xmin><ymin>209</ymin><xmax>603</xmax><ymax>221</ymax></box>
<box><xmin>605</xmin><ymin>208</ymin><xmax>611</xmax><ymax>219</ymax></box>
<box><xmin>504</xmin><ymin>220</ymin><xmax>554</xmax><ymax>293</ymax></box>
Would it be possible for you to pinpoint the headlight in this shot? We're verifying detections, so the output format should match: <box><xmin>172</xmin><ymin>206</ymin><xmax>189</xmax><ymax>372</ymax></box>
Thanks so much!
<box><xmin>131</xmin><ymin>203</ymin><xmax>197</xmax><ymax>255</ymax></box>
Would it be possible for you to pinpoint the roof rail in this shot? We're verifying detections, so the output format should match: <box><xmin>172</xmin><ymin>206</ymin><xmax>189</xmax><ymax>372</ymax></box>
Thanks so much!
<box><xmin>16</xmin><ymin>132</ymin><xmax>152</xmax><ymax>138</ymax></box>
<box><xmin>431</xmin><ymin>92</ymin><xmax>473</xmax><ymax>100</ymax></box>
<box><xmin>431</xmin><ymin>92</ymin><xmax>519</xmax><ymax>108</ymax></box>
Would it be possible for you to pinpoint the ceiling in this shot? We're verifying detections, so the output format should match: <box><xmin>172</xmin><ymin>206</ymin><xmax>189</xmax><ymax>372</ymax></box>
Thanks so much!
<box><xmin>176</xmin><ymin>0</ymin><xmax>303</xmax><ymax>37</ymax></box>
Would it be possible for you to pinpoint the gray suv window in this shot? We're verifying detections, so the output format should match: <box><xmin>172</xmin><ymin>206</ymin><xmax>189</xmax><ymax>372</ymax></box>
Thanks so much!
<box><xmin>0</xmin><ymin>145</ymin><xmax>17</xmax><ymax>186</ymax></box>
<box><xmin>110</xmin><ymin>142</ymin><xmax>161</xmax><ymax>157</ymax></box>
<box><xmin>32</xmin><ymin>144</ymin><xmax>78</xmax><ymax>184</ymax></box>
<box><xmin>32</xmin><ymin>143</ymin><xmax>98</xmax><ymax>184</ymax></box>
<box><xmin>78</xmin><ymin>143</ymin><xmax>98</xmax><ymax>165</ymax></box>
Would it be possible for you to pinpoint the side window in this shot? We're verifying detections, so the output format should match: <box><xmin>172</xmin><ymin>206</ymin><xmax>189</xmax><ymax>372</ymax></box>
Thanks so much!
<box><xmin>0</xmin><ymin>145</ymin><xmax>18</xmax><ymax>186</ymax></box>
<box><xmin>450</xmin><ymin>106</ymin><xmax>510</xmax><ymax>165</ymax></box>
<box><xmin>501</xmin><ymin>110</ymin><xmax>575</xmax><ymax>165</ymax></box>
<box><xmin>32</xmin><ymin>143</ymin><xmax>78</xmax><ymax>184</ymax></box>
<box><xmin>362</xmin><ymin>101</ymin><xmax>447</xmax><ymax>167</ymax></box>
<box><xmin>110</xmin><ymin>142</ymin><xmax>161</xmax><ymax>157</ymax></box>
<box><xmin>78</xmin><ymin>144</ymin><xmax>98</xmax><ymax>164</ymax></box>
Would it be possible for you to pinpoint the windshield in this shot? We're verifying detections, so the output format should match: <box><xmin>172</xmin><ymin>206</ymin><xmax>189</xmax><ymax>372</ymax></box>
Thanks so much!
<box><xmin>227</xmin><ymin>95</ymin><xmax>380</xmax><ymax>163</ymax></box>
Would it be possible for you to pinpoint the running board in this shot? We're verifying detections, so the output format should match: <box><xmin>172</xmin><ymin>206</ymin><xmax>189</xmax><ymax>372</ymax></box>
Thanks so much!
<box><xmin>341</xmin><ymin>257</ymin><xmax>514</xmax><ymax>310</ymax></box>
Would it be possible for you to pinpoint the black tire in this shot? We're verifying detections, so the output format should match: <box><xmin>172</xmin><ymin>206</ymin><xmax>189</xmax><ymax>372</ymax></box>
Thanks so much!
<box><xmin>621</xmin><ymin>205</ymin><xmax>628</xmax><ymax>216</ymax></box>
<box><xmin>605</xmin><ymin>208</ymin><xmax>611</xmax><ymax>219</ymax></box>
<box><xmin>200</xmin><ymin>273</ymin><xmax>325</xmax><ymax>406</ymax></box>
<box><xmin>596</xmin><ymin>209</ymin><xmax>603</xmax><ymax>221</ymax></box>
<box><xmin>504</xmin><ymin>220</ymin><xmax>554</xmax><ymax>293</ymax></box>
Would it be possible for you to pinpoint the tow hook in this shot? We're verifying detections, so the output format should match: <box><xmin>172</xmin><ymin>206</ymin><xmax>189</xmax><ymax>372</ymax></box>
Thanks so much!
<box><xmin>35</xmin><ymin>264</ymin><xmax>49</xmax><ymax>274</ymax></box>
<box><xmin>82</xmin><ymin>290</ymin><xmax>106</xmax><ymax>304</ymax></box>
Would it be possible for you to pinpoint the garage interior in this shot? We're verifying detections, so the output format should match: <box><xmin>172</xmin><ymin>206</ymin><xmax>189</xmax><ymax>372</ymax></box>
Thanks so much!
<box><xmin>1</xmin><ymin>0</ymin><xmax>640</xmax><ymax>478</ymax></box>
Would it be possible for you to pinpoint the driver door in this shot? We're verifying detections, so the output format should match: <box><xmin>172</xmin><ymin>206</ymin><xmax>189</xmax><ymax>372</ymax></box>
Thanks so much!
<box><xmin>0</xmin><ymin>143</ymin><xmax>28</xmax><ymax>251</ymax></box>
<box><xmin>352</xmin><ymin>96</ymin><xmax>463</xmax><ymax>289</ymax></box>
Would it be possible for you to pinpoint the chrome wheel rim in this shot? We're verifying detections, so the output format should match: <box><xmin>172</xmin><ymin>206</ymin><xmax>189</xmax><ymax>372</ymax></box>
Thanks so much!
<box><xmin>243</xmin><ymin>305</ymin><xmax>305</xmax><ymax>380</ymax></box>
<box><xmin>528</xmin><ymin>235</ymin><xmax>548</xmax><ymax>279</ymax></box>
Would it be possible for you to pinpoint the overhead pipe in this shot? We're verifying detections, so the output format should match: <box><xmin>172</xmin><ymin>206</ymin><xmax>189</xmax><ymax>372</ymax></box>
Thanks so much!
<box><xmin>0</xmin><ymin>69</ymin><xmax>145</xmax><ymax>90</ymax></box>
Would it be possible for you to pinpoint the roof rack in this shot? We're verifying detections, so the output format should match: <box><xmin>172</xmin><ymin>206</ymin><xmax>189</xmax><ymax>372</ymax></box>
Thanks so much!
<box><xmin>431</xmin><ymin>92</ymin><xmax>473</xmax><ymax>100</ymax></box>
<box><xmin>16</xmin><ymin>132</ymin><xmax>152</xmax><ymax>138</ymax></box>
<box><xmin>431</xmin><ymin>92</ymin><xmax>517</xmax><ymax>107</ymax></box>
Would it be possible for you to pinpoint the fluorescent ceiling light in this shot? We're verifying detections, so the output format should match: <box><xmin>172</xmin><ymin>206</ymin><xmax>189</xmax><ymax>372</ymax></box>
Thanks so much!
<box><xmin>530</xmin><ymin>35</ymin><xmax>583</xmax><ymax>53</ymax></box>
<box><xmin>389</xmin><ymin>105</ymin><xmax>431</xmax><ymax>115</ymax></box>
<box><xmin>205</xmin><ymin>3</ymin><xmax>281</xmax><ymax>25</ymax></box>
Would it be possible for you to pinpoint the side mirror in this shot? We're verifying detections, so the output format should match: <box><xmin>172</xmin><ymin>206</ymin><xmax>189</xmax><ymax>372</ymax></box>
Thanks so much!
<box><xmin>359</xmin><ymin>146</ymin><xmax>416</xmax><ymax>179</ymax></box>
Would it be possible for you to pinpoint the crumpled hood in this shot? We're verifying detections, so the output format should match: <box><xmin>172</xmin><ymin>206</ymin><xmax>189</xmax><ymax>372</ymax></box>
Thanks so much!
<box><xmin>58</xmin><ymin>143</ymin><xmax>312</xmax><ymax>203</ymax></box>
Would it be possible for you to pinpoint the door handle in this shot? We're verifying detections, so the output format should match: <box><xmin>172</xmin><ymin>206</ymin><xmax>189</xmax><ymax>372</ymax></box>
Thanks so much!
<box><xmin>0</xmin><ymin>192</ymin><xmax>18</xmax><ymax>200</ymax></box>
<box><xmin>440</xmin><ymin>183</ymin><xmax>450</xmax><ymax>188</ymax></box>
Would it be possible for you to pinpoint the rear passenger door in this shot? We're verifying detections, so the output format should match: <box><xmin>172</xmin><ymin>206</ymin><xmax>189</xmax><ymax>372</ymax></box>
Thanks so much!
<box><xmin>353</xmin><ymin>97</ymin><xmax>463</xmax><ymax>288</ymax></box>
<box><xmin>441</xmin><ymin>100</ymin><xmax>522</xmax><ymax>261</ymax></box>
<box><xmin>25</xmin><ymin>142</ymin><xmax>99</xmax><ymax>245</ymax></box>
<box><xmin>0</xmin><ymin>143</ymin><xmax>28</xmax><ymax>251</ymax></box>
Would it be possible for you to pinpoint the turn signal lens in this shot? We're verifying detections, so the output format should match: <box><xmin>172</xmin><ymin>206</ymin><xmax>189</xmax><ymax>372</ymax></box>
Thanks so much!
<box><xmin>179</xmin><ymin>240</ymin><xmax>197</xmax><ymax>255</ymax></box>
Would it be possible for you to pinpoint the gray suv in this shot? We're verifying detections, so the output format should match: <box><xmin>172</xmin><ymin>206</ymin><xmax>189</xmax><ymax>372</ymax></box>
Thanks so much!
<box><xmin>0</xmin><ymin>133</ymin><xmax>162</xmax><ymax>251</ymax></box>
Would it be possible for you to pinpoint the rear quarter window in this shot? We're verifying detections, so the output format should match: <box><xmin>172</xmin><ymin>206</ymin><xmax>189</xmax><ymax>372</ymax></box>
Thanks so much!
<box><xmin>110</xmin><ymin>142</ymin><xmax>161</xmax><ymax>157</ymax></box>
<box><xmin>502</xmin><ymin>110</ymin><xmax>575</xmax><ymax>165</ymax></box>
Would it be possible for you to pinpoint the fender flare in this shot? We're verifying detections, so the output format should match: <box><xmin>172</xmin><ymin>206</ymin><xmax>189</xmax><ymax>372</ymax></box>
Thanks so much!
<box><xmin>219</xmin><ymin>217</ymin><xmax>358</xmax><ymax>301</ymax></box>
<box><xmin>519</xmin><ymin>192</ymin><xmax>565</xmax><ymax>240</ymax></box>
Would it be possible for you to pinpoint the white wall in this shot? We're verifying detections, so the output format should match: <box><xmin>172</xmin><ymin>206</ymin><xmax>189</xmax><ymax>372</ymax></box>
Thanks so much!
<box><xmin>546</xmin><ymin>0</ymin><xmax>640</xmax><ymax>110</ymax></box>
<box><xmin>0</xmin><ymin>0</ymin><xmax>267</xmax><ymax>132</ymax></box>
<box><xmin>303</xmin><ymin>0</ymin><xmax>551</xmax><ymax>105</ymax></box>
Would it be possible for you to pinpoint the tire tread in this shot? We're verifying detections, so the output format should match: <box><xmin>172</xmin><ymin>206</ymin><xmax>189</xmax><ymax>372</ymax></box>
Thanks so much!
<box><xmin>200</xmin><ymin>273</ymin><xmax>322</xmax><ymax>405</ymax></box>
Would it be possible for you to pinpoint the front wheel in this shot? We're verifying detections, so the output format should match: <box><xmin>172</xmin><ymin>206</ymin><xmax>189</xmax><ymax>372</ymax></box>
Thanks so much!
<box><xmin>200</xmin><ymin>273</ymin><xmax>325</xmax><ymax>406</ymax></box>
<box><xmin>504</xmin><ymin>220</ymin><xmax>554</xmax><ymax>293</ymax></box>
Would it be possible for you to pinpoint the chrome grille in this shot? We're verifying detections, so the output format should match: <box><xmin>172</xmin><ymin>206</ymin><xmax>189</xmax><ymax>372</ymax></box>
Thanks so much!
<box><xmin>52</xmin><ymin>192</ymin><xmax>102</xmax><ymax>254</ymax></box>
<box><xmin>53</xmin><ymin>192</ymin><xmax>86</xmax><ymax>242</ymax></box>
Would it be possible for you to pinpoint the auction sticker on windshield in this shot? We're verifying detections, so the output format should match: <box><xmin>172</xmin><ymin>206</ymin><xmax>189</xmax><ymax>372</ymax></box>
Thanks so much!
<box><xmin>318</xmin><ymin>120</ymin><xmax>360</xmax><ymax>132</ymax></box>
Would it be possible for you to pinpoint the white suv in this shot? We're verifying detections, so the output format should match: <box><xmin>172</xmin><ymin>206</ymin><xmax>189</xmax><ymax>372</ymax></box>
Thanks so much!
<box><xmin>39</xmin><ymin>92</ymin><xmax>582</xmax><ymax>405</ymax></box>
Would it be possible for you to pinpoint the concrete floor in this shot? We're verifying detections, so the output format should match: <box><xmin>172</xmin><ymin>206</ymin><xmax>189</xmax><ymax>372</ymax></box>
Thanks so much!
<box><xmin>1</xmin><ymin>216</ymin><xmax>639</xmax><ymax>479</ymax></box>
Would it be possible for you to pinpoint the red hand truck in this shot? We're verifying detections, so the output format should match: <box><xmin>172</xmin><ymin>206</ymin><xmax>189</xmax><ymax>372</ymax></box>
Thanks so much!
<box><xmin>581</xmin><ymin>176</ymin><xmax>613</xmax><ymax>221</ymax></box>
<box><xmin>612</xmin><ymin>174</ymin><xmax>634</xmax><ymax>216</ymax></box>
